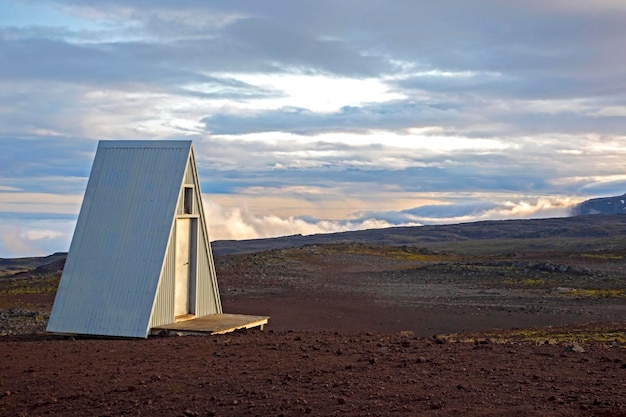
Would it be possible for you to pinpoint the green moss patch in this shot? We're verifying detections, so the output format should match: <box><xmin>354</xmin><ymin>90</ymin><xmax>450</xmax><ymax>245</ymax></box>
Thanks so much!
<box><xmin>0</xmin><ymin>274</ymin><xmax>61</xmax><ymax>295</ymax></box>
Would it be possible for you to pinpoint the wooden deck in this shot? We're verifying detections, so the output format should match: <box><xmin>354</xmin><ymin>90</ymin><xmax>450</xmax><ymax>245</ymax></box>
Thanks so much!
<box><xmin>151</xmin><ymin>313</ymin><xmax>269</xmax><ymax>336</ymax></box>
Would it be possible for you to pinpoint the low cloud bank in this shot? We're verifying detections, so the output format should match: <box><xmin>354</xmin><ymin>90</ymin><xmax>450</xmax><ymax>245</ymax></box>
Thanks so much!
<box><xmin>203</xmin><ymin>202</ymin><xmax>419</xmax><ymax>241</ymax></box>
<box><xmin>0</xmin><ymin>220</ymin><xmax>73</xmax><ymax>259</ymax></box>
<box><xmin>367</xmin><ymin>197</ymin><xmax>578</xmax><ymax>226</ymax></box>
<box><xmin>0</xmin><ymin>197</ymin><xmax>579</xmax><ymax>258</ymax></box>
<box><xmin>204</xmin><ymin>196</ymin><xmax>578</xmax><ymax>242</ymax></box>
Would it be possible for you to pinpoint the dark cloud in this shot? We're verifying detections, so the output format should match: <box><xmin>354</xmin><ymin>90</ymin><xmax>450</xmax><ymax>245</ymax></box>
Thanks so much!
<box><xmin>201</xmin><ymin>101</ymin><xmax>468</xmax><ymax>135</ymax></box>
<box><xmin>580</xmin><ymin>180</ymin><xmax>626</xmax><ymax>197</ymax></box>
<box><xmin>357</xmin><ymin>202</ymin><xmax>502</xmax><ymax>224</ymax></box>
<box><xmin>0</xmin><ymin>136</ymin><xmax>94</xmax><ymax>182</ymax></box>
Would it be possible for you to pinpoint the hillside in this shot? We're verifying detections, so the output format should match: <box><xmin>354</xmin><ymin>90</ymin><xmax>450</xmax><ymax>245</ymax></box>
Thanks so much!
<box><xmin>0</xmin><ymin>252</ymin><xmax>66</xmax><ymax>277</ymax></box>
<box><xmin>572</xmin><ymin>193</ymin><xmax>626</xmax><ymax>215</ymax></box>
<box><xmin>212</xmin><ymin>213</ymin><xmax>626</xmax><ymax>255</ymax></box>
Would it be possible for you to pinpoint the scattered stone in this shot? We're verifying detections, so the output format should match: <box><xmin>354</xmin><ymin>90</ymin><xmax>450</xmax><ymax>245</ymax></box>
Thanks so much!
<box><xmin>564</xmin><ymin>344</ymin><xmax>585</xmax><ymax>353</ymax></box>
<box><xmin>429</xmin><ymin>401</ymin><xmax>443</xmax><ymax>410</ymax></box>
<box><xmin>337</xmin><ymin>397</ymin><xmax>347</xmax><ymax>405</ymax></box>
<box><xmin>433</xmin><ymin>336</ymin><xmax>446</xmax><ymax>345</ymax></box>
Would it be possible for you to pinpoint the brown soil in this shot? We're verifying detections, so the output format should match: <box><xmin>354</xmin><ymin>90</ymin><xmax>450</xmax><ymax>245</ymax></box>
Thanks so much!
<box><xmin>1</xmin><ymin>241</ymin><xmax>626</xmax><ymax>416</ymax></box>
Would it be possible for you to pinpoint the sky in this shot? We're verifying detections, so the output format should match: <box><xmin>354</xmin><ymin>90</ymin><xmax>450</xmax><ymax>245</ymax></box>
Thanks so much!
<box><xmin>1</xmin><ymin>0</ymin><xmax>625</xmax><ymax>258</ymax></box>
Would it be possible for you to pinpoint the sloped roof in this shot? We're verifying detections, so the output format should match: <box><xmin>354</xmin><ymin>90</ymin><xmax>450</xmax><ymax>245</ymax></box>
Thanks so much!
<box><xmin>47</xmin><ymin>140</ymin><xmax>192</xmax><ymax>337</ymax></box>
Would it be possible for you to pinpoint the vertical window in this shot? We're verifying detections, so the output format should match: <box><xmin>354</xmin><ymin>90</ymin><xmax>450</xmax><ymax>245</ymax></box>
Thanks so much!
<box><xmin>184</xmin><ymin>187</ymin><xmax>193</xmax><ymax>214</ymax></box>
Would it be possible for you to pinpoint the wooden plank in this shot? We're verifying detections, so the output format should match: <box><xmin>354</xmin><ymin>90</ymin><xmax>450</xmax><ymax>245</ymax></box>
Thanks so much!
<box><xmin>152</xmin><ymin>313</ymin><xmax>269</xmax><ymax>336</ymax></box>
<box><xmin>174</xmin><ymin>314</ymin><xmax>196</xmax><ymax>322</ymax></box>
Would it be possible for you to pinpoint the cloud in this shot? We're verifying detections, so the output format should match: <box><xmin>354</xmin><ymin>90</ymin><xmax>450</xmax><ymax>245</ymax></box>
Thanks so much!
<box><xmin>0</xmin><ymin>219</ymin><xmax>73</xmax><ymax>258</ymax></box>
<box><xmin>0</xmin><ymin>224</ymin><xmax>36</xmax><ymax>257</ymax></box>
<box><xmin>201</xmin><ymin>196</ymin><xmax>580</xmax><ymax>243</ymax></box>
<box><xmin>357</xmin><ymin>197</ymin><xmax>579</xmax><ymax>225</ymax></box>
<box><xmin>1</xmin><ymin>0</ymin><xmax>625</xmax><ymax>257</ymax></box>
<box><xmin>0</xmin><ymin>192</ymin><xmax>83</xmax><ymax>214</ymax></box>
<box><xmin>202</xmin><ymin>200</ymin><xmax>419</xmax><ymax>242</ymax></box>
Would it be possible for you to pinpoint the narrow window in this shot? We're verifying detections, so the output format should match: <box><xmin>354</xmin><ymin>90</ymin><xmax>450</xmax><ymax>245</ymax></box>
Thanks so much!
<box><xmin>184</xmin><ymin>187</ymin><xmax>193</xmax><ymax>214</ymax></box>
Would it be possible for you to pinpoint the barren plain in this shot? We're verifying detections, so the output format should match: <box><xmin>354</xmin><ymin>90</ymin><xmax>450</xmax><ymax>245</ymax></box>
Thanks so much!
<box><xmin>1</xmin><ymin>215</ymin><xmax>625</xmax><ymax>416</ymax></box>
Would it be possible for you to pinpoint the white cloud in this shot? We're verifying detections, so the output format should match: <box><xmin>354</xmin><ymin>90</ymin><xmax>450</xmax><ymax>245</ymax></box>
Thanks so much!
<box><xmin>202</xmin><ymin>200</ymin><xmax>419</xmax><ymax>242</ymax></box>
<box><xmin>24</xmin><ymin>229</ymin><xmax>64</xmax><ymax>240</ymax></box>
<box><xmin>587</xmin><ymin>106</ymin><xmax>626</xmax><ymax>118</ymax></box>
<box><xmin>369</xmin><ymin>196</ymin><xmax>582</xmax><ymax>226</ymax></box>
<box><xmin>0</xmin><ymin>220</ymin><xmax>73</xmax><ymax>258</ymax></box>
<box><xmin>0</xmin><ymin>192</ymin><xmax>82</xmax><ymax>214</ymax></box>
<box><xmin>211</xmin><ymin>72</ymin><xmax>406</xmax><ymax>113</ymax></box>
<box><xmin>0</xmin><ymin>224</ymin><xmax>35</xmax><ymax>257</ymax></box>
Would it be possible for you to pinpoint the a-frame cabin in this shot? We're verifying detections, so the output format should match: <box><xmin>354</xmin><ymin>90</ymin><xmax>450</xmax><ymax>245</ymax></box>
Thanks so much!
<box><xmin>47</xmin><ymin>140</ymin><xmax>266</xmax><ymax>338</ymax></box>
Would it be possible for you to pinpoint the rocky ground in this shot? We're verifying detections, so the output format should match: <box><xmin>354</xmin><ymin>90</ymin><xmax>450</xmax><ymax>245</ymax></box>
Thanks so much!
<box><xmin>1</xmin><ymin>220</ymin><xmax>626</xmax><ymax>416</ymax></box>
<box><xmin>1</xmin><ymin>326</ymin><xmax>625</xmax><ymax>417</ymax></box>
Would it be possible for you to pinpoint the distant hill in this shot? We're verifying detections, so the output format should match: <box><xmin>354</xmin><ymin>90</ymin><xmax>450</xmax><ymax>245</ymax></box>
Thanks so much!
<box><xmin>210</xmin><ymin>214</ymin><xmax>626</xmax><ymax>256</ymax></box>
<box><xmin>3</xmin><ymin>214</ymin><xmax>626</xmax><ymax>268</ymax></box>
<box><xmin>0</xmin><ymin>252</ymin><xmax>67</xmax><ymax>279</ymax></box>
<box><xmin>0</xmin><ymin>252</ymin><xmax>66</xmax><ymax>276</ymax></box>
<box><xmin>572</xmin><ymin>193</ymin><xmax>626</xmax><ymax>216</ymax></box>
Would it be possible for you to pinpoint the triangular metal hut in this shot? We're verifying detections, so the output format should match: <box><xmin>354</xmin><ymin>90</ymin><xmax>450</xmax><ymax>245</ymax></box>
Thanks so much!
<box><xmin>47</xmin><ymin>140</ymin><xmax>261</xmax><ymax>338</ymax></box>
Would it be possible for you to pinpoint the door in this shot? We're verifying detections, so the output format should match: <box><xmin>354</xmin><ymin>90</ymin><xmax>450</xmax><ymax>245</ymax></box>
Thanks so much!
<box><xmin>175</xmin><ymin>218</ymin><xmax>197</xmax><ymax>317</ymax></box>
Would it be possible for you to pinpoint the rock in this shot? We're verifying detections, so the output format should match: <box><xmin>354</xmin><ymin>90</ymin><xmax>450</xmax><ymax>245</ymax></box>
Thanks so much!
<box><xmin>433</xmin><ymin>336</ymin><xmax>446</xmax><ymax>345</ymax></box>
<box><xmin>564</xmin><ymin>344</ymin><xmax>585</xmax><ymax>353</ymax></box>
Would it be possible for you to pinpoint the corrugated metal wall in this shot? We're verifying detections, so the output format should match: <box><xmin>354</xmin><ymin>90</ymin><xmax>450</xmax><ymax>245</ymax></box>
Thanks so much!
<box><xmin>148</xmin><ymin>147</ymin><xmax>222</xmax><ymax>329</ymax></box>
<box><xmin>149</xmin><ymin>237</ymin><xmax>175</xmax><ymax>328</ymax></box>
<box><xmin>189</xmin><ymin>148</ymin><xmax>223</xmax><ymax>315</ymax></box>
<box><xmin>47</xmin><ymin>140</ymin><xmax>223</xmax><ymax>337</ymax></box>
<box><xmin>196</xmin><ymin>219</ymin><xmax>221</xmax><ymax>315</ymax></box>
<box><xmin>47</xmin><ymin>141</ymin><xmax>190</xmax><ymax>338</ymax></box>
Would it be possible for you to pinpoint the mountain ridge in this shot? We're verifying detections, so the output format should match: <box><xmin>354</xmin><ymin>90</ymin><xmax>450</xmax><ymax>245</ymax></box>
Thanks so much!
<box><xmin>572</xmin><ymin>193</ymin><xmax>626</xmax><ymax>216</ymax></box>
